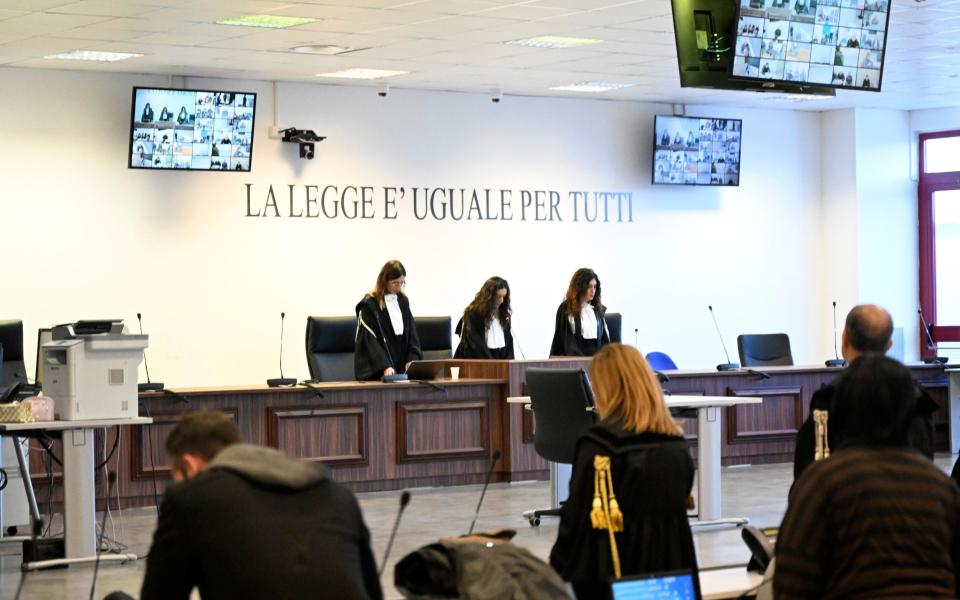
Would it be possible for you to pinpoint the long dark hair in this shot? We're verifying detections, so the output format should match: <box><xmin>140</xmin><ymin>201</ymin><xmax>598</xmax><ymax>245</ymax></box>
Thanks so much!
<box><xmin>563</xmin><ymin>268</ymin><xmax>603</xmax><ymax>317</ymax></box>
<box><xmin>464</xmin><ymin>276</ymin><xmax>511</xmax><ymax>327</ymax></box>
<box><xmin>832</xmin><ymin>354</ymin><xmax>917</xmax><ymax>448</ymax></box>
<box><xmin>370</xmin><ymin>260</ymin><xmax>406</xmax><ymax>308</ymax></box>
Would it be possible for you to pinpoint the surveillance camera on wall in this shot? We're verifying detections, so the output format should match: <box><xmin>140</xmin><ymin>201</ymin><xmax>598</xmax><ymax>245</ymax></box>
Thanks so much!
<box><xmin>490</xmin><ymin>88</ymin><xmax>502</xmax><ymax>103</ymax></box>
<box><xmin>378</xmin><ymin>83</ymin><xmax>389</xmax><ymax>98</ymax></box>
<box><xmin>280</xmin><ymin>128</ymin><xmax>325</xmax><ymax>160</ymax></box>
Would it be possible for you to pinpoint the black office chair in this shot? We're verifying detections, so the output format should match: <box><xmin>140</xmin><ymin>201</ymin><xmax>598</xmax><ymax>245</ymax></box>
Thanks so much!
<box><xmin>415</xmin><ymin>316</ymin><xmax>452</xmax><ymax>360</ymax></box>
<box><xmin>523</xmin><ymin>367</ymin><xmax>597</xmax><ymax>526</ymax></box>
<box><xmin>737</xmin><ymin>333</ymin><xmax>794</xmax><ymax>367</ymax></box>
<box><xmin>604</xmin><ymin>312</ymin><xmax>622</xmax><ymax>343</ymax></box>
<box><xmin>305</xmin><ymin>316</ymin><xmax>356</xmax><ymax>381</ymax></box>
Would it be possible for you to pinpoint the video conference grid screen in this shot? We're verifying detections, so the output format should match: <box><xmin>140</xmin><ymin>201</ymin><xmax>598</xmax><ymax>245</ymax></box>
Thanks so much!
<box><xmin>129</xmin><ymin>87</ymin><xmax>256</xmax><ymax>171</ymax></box>
<box><xmin>653</xmin><ymin>115</ymin><xmax>742</xmax><ymax>187</ymax></box>
<box><xmin>732</xmin><ymin>0</ymin><xmax>890</xmax><ymax>91</ymax></box>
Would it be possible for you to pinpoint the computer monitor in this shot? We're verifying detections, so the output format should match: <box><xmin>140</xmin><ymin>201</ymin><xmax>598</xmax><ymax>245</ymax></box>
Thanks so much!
<box><xmin>611</xmin><ymin>570</ymin><xmax>702</xmax><ymax>600</ymax></box>
<box><xmin>0</xmin><ymin>319</ymin><xmax>26</xmax><ymax>387</ymax></box>
<box><xmin>34</xmin><ymin>328</ymin><xmax>53</xmax><ymax>387</ymax></box>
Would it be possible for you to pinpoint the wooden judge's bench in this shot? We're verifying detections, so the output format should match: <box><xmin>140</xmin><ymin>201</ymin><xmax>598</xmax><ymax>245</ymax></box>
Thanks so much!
<box><xmin>24</xmin><ymin>360</ymin><xmax>950</xmax><ymax>509</ymax></box>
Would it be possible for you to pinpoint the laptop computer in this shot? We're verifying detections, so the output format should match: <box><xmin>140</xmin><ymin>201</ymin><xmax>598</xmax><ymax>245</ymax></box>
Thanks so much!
<box><xmin>404</xmin><ymin>360</ymin><xmax>447</xmax><ymax>381</ymax></box>
<box><xmin>610</xmin><ymin>569</ymin><xmax>701</xmax><ymax>600</ymax></box>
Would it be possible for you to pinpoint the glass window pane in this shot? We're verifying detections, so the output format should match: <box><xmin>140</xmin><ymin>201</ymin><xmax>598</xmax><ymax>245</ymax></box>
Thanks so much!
<box><xmin>934</xmin><ymin>189</ymin><xmax>960</xmax><ymax>324</ymax></box>
<box><xmin>925</xmin><ymin>136</ymin><xmax>960</xmax><ymax>173</ymax></box>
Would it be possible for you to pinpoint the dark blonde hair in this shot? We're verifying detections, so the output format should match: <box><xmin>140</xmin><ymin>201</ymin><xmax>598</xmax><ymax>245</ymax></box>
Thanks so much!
<box><xmin>463</xmin><ymin>276</ymin><xmax>511</xmax><ymax>326</ymax></box>
<box><xmin>370</xmin><ymin>260</ymin><xmax>406</xmax><ymax>309</ymax></box>
<box><xmin>563</xmin><ymin>268</ymin><xmax>603</xmax><ymax>317</ymax></box>
<box><xmin>589</xmin><ymin>343</ymin><xmax>681</xmax><ymax>435</ymax></box>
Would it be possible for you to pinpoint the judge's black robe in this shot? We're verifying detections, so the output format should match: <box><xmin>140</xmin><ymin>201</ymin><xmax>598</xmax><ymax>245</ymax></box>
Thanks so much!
<box><xmin>550</xmin><ymin>426</ymin><xmax>698</xmax><ymax>600</ymax></box>
<box><xmin>453</xmin><ymin>312</ymin><xmax>514</xmax><ymax>360</ymax></box>
<box><xmin>549</xmin><ymin>303</ymin><xmax>610</xmax><ymax>357</ymax></box>
<box><xmin>354</xmin><ymin>294</ymin><xmax>422</xmax><ymax>381</ymax></box>
<box><xmin>793</xmin><ymin>379</ymin><xmax>938</xmax><ymax>483</ymax></box>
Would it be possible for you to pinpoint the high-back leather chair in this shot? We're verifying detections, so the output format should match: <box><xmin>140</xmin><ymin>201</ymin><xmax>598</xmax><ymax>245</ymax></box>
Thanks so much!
<box><xmin>305</xmin><ymin>316</ymin><xmax>356</xmax><ymax>381</ymax></box>
<box><xmin>0</xmin><ymin>320</ymin><xmax>26</xmax><ymax>388</ymax></box>
<box><xmin>415</xmin><ymin>316</ymin><xmax>452</xmax><ymax>360</ymax></box>
<box><xmin>522</xmin><ymin>367</ymin><xmax>597</xmax><ymax>526</ymax></box>
<box><xmin>737</xmin><ymin>333</ymin><xmax>793</xmax><ymax>367</ymax></box>
<box><xmin>604</xmin><ymin>312</ymin><xmax>622</xmax><ymax>344</ymax></box>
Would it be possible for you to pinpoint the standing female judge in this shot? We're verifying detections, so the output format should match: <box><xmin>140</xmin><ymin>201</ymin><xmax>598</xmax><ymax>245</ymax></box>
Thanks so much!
<box><xmin>549</xmin><ymin>268</ymin><xmax>610</xmax><ymax>357</ymax></box>
<box><xmin>354</xmin><ymin>260</ymin><xmax>422</xmax><ymax>381</ymax></box>
<box><xmin>549</xmin><ymin>344</ymin><xmax>697</xmax><ymax>598</ymax></box>
<box><xmin>454</xmin><ymin>276</ymin><xmax>514</xmax><ymax>360</ymax></box>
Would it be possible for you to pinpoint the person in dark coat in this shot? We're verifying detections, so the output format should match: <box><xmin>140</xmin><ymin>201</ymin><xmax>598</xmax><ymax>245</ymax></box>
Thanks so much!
<box><xmin>550</xmin><ymin>343</ymin><xmax>697</xmax><ymax>599</ymax></box>
<box><xmin>354</xmin><ymin>260</ymin><xmax>422</xmax><ymax>380</ymax></box>
<box><xmin>549</xmin><ymin>267</ymin><xmax>610</xmax><ymax>357</ymax></box>
<box><xmin>793</xmin><ymin>304</ymin><xmax>938</xmax><ymax>482</ymax></box>
<box><xmin>454</xmin><ymin>276</ymin><xmax>514</xmax><ymax>359</ymax></box>
<box><xmin>140</xmin><ymin>411</ymin><xmax>382</xmax><ymax>600</ymax></box>
<box><xmin>776</xmin><ymin>355</ymin><xmax>960</xmax><ymax>599</ymax></box>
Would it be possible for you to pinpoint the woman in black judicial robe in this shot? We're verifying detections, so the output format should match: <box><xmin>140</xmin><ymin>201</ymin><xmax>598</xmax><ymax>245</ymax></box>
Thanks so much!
<box><xmin>354</xmin><ymin>260</ymin><xmax>422</xmax><ymax>381</ymax></box>
<box><xmin>454</xmin><ymin>276</ymin><xmax>515</xmax><ymax>360</ymax></box>
<box><xmin>550</xmin><ymin>344</ymin><xmax>697</xmax><ymax>600</ymax></box>
<box><xmin>549</xmin><ymin>267</ymin><xmax>610</xmax><ymax>357</ymax></box>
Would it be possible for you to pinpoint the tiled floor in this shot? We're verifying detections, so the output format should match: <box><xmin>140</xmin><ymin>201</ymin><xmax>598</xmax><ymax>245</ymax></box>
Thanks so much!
<box><xmin>0</xmin><ymin>455</ymin><xmax>954</xmax><ymax>599</ymax></box>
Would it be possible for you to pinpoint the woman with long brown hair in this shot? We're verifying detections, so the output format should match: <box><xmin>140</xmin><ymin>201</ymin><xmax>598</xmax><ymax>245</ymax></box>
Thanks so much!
<box><xmin>549</xmin><ymin>268</ymin><xmax>610</xmax><ymax>356</ymax></box>
<box><xmin>354</xmin><ymin>260</ymin><xmax>422</xmax><ymax>380</ymax></box>
<box><xmin>454</xmin><ymin>276</ymin><xmax>514</xmax><ymax>359</ymax></box>
<box><xmin>550</xmin><ymin>344</ymin><xmax>697</xmax><ymax>598</ymax></box>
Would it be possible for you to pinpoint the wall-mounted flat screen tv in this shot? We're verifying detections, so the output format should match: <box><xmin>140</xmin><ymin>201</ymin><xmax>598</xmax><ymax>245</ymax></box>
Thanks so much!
<box><xmin>129</xmin><ymin>87</ymin><xmax>256</xmax><ymax>171</ymax></box>
<box><xmin>730</xmin><ymin>0</ymin><xmax>891</xmax><ymax>91</ymax></box>
<box><xmin>653</xmin><ymin>115</ymin><xmax>742</xmax><ymax>186</ymax></box>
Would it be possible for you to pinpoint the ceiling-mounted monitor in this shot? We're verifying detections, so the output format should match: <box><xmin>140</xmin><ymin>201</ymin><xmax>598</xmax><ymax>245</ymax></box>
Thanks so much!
<box><xmin>730</xmin><ymin>0</ymin><xmax>891</xmax><ymax>90</ymax></box>
<box><xmin>129</xmin><ymin>86</ymin><xmax>257</xmax><ymax>171</ymax></box>
<box><xmin>670</xmin><ymin>0</ymin><xmax>835</xmax><ymax>96</ymax></box>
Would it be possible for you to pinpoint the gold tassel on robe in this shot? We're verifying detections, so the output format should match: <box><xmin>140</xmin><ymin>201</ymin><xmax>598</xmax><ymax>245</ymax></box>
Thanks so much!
<box><xmin>591</xmin><ymin>455</ymin><xmax>624</xmax><ymax>579</ymax></box>
<box><xmin>813</xmin><ymin>409</ymin><xmax>830</xmax><ymax>461</ymax></box>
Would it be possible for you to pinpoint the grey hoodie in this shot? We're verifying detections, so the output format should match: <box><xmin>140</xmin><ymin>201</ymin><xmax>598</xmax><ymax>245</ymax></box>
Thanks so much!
<box><xmin>208</xmin><ymin>443</ymin><xmax>329</xmax><ymax>489</ymax></box>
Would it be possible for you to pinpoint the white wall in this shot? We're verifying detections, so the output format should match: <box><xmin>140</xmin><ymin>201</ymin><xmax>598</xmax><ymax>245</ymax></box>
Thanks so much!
<box><xmin>1</xmin><ymin>67</ymin><xmax>827</xmax><ymax>385</ymax></box>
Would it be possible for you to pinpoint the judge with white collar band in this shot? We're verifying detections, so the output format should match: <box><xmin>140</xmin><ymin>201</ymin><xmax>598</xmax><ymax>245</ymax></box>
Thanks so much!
<box><xmin>549</xmin><ymin>267</ymin><xmax>610</xmax><ymax>357</ymax></box>
<box><xmin>354</xmin><ymin>260</ymin><xmax>423</xmax><ymax>381</ymax></box>
<box><xmin>454</xmin><ymin>276</ymin><xmax>515</xmax><ymax>360</ymax></box>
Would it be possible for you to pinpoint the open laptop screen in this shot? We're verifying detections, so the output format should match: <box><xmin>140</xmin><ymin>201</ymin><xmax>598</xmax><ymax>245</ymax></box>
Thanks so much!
<box><xmin>611</xmin><ymin>570</ymin><xmax>700</xmax><ymax>600</ymax></box>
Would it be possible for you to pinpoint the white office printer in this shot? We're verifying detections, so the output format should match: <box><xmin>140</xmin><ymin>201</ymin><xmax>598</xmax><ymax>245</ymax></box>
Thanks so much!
<box><xmin>42</xmin><ymin>320</ymin><xmax>148</xmax><ymax>420</ymax></box>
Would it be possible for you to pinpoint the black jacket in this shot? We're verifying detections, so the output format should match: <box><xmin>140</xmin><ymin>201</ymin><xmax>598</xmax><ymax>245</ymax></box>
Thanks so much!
<box><xmin>141</xmin><ymin>445</ymin><xmax>382</xmax><ymax>600</ymax></box>
<box><xmin>793</xmin><ymin>380</ymin><xmax>938</xmax><ymax>481</ymax></box>
<box><xmin>550</xmin><ymin>425</ymin><xmax>697</xmax><ymax>599</ymax></box>
<box><xmin>454</xmin><ymin>312</ymin><xmax>514</xmax><ymax>359</ymax></box>
<box><xmin>354</xmin><ymin>293</ymin><xmax>422</xmax><ymax>381</ymax></box>
<box><xmin>549</xmin><ymin>302</ymin><xmax>610</xmax><ymax>357</ymax></box>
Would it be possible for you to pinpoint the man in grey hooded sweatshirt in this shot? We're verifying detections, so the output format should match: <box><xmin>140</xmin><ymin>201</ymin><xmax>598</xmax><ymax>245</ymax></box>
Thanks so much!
<box><xmin>140</xmin><ymin>411</ymin><xmax>383</xmax><ymax>600</ymax></box>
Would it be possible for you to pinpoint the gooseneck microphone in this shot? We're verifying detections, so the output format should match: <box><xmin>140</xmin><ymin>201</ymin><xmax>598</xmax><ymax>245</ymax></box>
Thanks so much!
<box><xmin>825</xmin><ymin>301</ymin><xmax>846</xmax><ymax>367</ymax></box>
<box><xmin>136</xmin><ymin>313</ymin><xmax>165</xmax><ymax>392</ymax></box>
<box><xmin>468</xmin><ymin>449</ymin><xmax>502</xmax><ymax>535</ymax></box>
<box><xmin>267</xmin><ymin>312</ymin><xmax>297</xmax><ymax>387</ymax></box>
<box><xmin>378</xmin><ymin>491</ymin><xmax>411</xmax><ymax>577</ymax></box>
<box><xmin>708</xmin><ymin>305</ymin><xmax>740</xmax><ymax>371</ymax></box>
<box><xmin>89</xmin><ymin>471</ymin><xmax>117</xmax><ymax>600</ymax></box>
<box><xmin>918</xmin><ymin>307</ymin><xmax>948</xmax><ymax>365</ymax></box>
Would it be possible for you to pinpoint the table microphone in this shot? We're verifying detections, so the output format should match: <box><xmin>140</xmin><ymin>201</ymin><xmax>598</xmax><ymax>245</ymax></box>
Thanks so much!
<box><xmin>378</xmin><ymin>490</ymin><xmax>411</xmax><ymax>577</ymax></box>
<box><xmin>136</xmin><ymin>313</ymin><xmax>165</xmax><ymax>393</ymax></box>
<box><xmin>825</xmin><ymin>301</ymin><xmax>846</xmax><ymax>367</ymax></box>
<box><xmin>468</xmin><ymin>449</ymin><xmax>502</xmax><ymax>535</ymax></box>
<box><xmin>89</xmin><ymin>471</ymin><xmax>117</xmax><ymax>600</ymax></box>
<box><xmin>267</xmin><ymin>312</ymin><xmax>297</xmax><ymax>387</ymax></box>
<box><xmin>708</xmin><ymin>305</ymin><xmax>740</xmax><ymax>371</ymax></box>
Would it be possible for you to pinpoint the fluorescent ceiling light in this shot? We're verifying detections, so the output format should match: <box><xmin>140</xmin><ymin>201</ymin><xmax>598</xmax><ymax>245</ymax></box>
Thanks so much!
<box><xmin>549</xmin><ymin>81</ymin><xmax>633</xmax><ymax>93</ymax></box>
<box><xmin>505</xmin><ymin>36</ymin><xmax>603</xmax><ymax>49</ymax></box>
<box><xmin>216</xmin><ymin>15</ymin><xmax>318</xmax><ymax>29</ymax></box>
<box><xmin>290</xmin><ymin>45</ymin><xmax>353</xmax><ymax>55</ymax></box>
<box><xmin>44</xmin><ymin>50</ymin><xmax>142</xmax><ymax>62</ymax></box>
<box><xmin>316</xmin><ymin>68</ymin><xmax>407</xmax><ymax>80</ymax></box>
